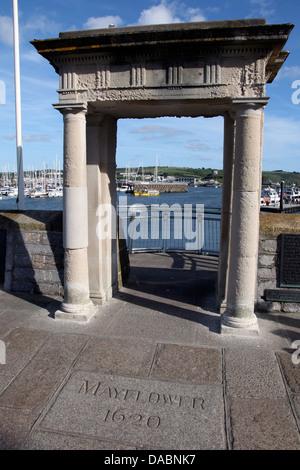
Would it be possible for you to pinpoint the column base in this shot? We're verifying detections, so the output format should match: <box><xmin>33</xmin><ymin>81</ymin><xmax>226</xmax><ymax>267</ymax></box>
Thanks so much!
<box><xmin>220</xmin><ymin>313</ymin><xmax>259</xmax><ymax>337</ymax></box>
<box><xmin>90</xmin><ymin>291</ymin><xmax>106</xmax><ymax>305</ymax></box>
<box><xmin>55</xmin><ymin>300</ymin><xmax>97</xmax><ymax>323</ymax></box>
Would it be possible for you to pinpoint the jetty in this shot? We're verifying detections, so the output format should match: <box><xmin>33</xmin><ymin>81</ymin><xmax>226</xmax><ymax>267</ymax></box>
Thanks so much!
<box><xmin>132</xmin><ymin>182</ymin><xmax>188</xmax><ymax>194</ymax></box>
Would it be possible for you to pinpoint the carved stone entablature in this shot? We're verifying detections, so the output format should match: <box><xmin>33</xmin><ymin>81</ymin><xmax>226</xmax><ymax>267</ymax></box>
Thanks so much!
<box><xmin>32</xmin><ymin>19</ymin><xmax>293</xmax><ymax>111</ymax></box>
<box><xmin>53</xmin><ymin>43</ymin><xmax>274</xmax><ymax>106</ymax></box>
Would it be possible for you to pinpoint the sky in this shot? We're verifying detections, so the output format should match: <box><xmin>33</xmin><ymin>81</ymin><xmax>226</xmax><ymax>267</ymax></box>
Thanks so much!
<box><xmin>0</xmin><ymin>0</ymin><xmax>300</xmax><ymax>173</ymax></box>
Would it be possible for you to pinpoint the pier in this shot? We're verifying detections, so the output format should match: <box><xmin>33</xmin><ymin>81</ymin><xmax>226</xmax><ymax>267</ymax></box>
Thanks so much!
<box><xmin>132</xmin><ymin>182</ymin><xmax>188</xmax><ymax>194</ymax></box>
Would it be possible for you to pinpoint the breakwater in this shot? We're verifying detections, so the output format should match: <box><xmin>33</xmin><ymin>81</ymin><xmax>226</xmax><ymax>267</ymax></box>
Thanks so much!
<box><xmin>133</xmin><ymin>183</ymin><xmax>188</xmax><ymax>194</ymax></box>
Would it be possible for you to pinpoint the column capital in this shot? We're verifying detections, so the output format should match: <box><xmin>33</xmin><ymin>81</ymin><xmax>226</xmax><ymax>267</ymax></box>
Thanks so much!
<box><xmin>231</xmin><ymin>97</ymin><xmax>269</xmax><ymax>113</ymax></box>
<box><xmin>53</xmin><ymin>102</ymin><xmax>87</xmax><ymax>115</ymax></box>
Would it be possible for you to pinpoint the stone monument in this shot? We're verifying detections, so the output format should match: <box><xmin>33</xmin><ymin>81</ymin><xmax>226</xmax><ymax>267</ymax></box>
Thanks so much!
<box><xmin>31</xmin><ymin>19</ymin><xmax>293</xmax><ymax>335</ymax></box>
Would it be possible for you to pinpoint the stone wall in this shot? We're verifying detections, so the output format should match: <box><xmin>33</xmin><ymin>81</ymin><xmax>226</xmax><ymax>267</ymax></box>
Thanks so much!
<box><xmin>257</xmin><ymin>213</ymin><xmax>300</xmax><ymax>313</ymax></box>
<box><xmin>0</xmin><ymin>210</ymin><xmax>129</xmax><ymax>298</ymax></box>
<box><xmin>0</xmin><ymin>211</ymin><xmax>64</xmax><ymax>296</ymax></box>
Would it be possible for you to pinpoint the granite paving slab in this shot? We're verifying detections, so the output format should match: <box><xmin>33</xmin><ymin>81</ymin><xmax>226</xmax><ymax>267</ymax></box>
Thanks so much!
<box><xmin>0</xmin><ymin>333</ymin><xmax>88</xmax><ymax>412</ymax></box>
<box><xmin>0</xmin><ymin>328</ymin><xmax>50</xmax><ymax>393</ymax></box>
<box><xmin>151</xmin><ymin>344</ymin><xmax>222</xmax><ymax>385</ymax></box>
<box><xmin>21</xmin><ymin>430</ymin><xmax>138</xmax><ymax>450</ymax></box>
<box><xmin>224</xmin><ymin>348</ymin><xmax>286</xmax><ymax>398</ymax></box>
<box><xmin>228</xmin><ymin>397</ymin><xmax>300</xmax><ymax>450</ymax></box>
<box><xmin>74</xmin><ymin>338</ymin><xmax>156</xmax><ymax>377</ymax></box>
<box><xmin>277</xmin><ymin>351</ymin><xmax>300</xmax><ymax>394</ymax></box>
<box><xmin>0</xmin><ymin>408</ymin><xmax>39</xmax><ymax>450</ymax></box>
<box><xmin>40</xmin><ymin>371</ymin><xmax>226</xmax><ymax>450</ymax></box>
<box><xmin>104</xmin><ymin>303</ymin><xmax>198</xmax><ymax>345</ymax></box>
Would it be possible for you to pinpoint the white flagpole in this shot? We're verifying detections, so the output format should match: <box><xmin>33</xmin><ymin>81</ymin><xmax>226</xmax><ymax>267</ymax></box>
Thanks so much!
<box><xmin>13</xmin><ymin>0</ymin><xmax>25</xmax><ymax>210</ymax></box>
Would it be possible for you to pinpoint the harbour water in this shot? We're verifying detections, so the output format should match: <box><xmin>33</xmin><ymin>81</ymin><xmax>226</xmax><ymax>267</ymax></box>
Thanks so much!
<box><xmin>0</xmin><ymin>186</ymin><xmax>223</xmax><ymax>212</ymax></box>
<box><xmin>0</xmin><ymin>187</ymin><xmax>223</xmax><ymax>254</ymax></box>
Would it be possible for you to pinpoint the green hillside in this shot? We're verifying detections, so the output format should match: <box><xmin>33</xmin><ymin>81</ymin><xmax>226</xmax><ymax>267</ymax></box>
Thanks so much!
<box><xmin>117</xmin><ymin>166</ymin><xmax>220</xmax><ymax>180</ymax></box>
<box><xmin>261</xmin><ymin>170</ymin><xmax>300</xmax><ymax>186</ymax></box>
<box><xmin>117</xmin><ymin>166</ymin><xmax>300</xmax><ymax>186</ymax></box>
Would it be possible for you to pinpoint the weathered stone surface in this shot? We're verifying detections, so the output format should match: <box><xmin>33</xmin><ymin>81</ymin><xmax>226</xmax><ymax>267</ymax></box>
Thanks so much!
<box><xmin>277</xmin><ymin>352</ymin><xmax>300</xmax><ymax>394</ymax></box>
<box><xmin>225</xmin><ymin>349</ymin><xmax>286</xmax><ymax>398</ymax></box>
<box><xmin>0</xmin><ymin>408</ymin><xmax>39</xmax><ymax>450</ymax></box>
<box><xmin>0</xmin><ymin>333</ymin><xmax>88</xmax><ymax>411</ymax></box>
<box><xmin>282</xmin><ymin>303</ymin><xmax>300</xmax><ymax>313</ymax></box>
<box><xmin>151</xmin><ymin>344</ymin><xmax>222</xmax><ymax>385</ymax></box>
<box><xmin>228</xmin><ymin>397</ymin><xmax>300</xmax><ymax>450</ymax></box>
<box><xmin>74</xmin><ymin>338</ymin><xmax>156</xmax><ymax>377</ymax></box>
<box><xmin>21</xmin><ymin>430</ymin><xmax>139</xmax><ymax>450</ymax></box>
<box><xmin>0</xmin><ymin>328</ymin><xmax>50</xmax><ymax>392</ymax></box>
<box><xmin>260</xmin><ymin>213</ymin><xmax>300</xmax><ymax>237</ymax></box>
<box><xmin>40</xmin><ymin>371</ymin><xmax>225</xmax><ymax>450</ymax></box>
<box><xmin>258</xmin><ymin>254</ymin><xmax>276</xmax><ymax>267</ymax></box>
<box><xmin>292</xmin><ymin>394</ymin><xmax>300</xmax><ymax>424</ymax></box>
<box><xmin>259</xmin><ymin>237</ymin><xmax>278</xmax><ymax>253</ymax></box>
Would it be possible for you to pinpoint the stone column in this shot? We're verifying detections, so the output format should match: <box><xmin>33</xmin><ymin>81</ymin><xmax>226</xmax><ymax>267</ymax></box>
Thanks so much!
<box><xmin>86</xmin><ymin>113</ymin><xmax>106</xmax><ymax>304</ymax></box>
<box><xmin>98</xmin><ymin>115</ymin><xmax>118</xmax><ymax>300</ymax></box>
<box><xmin>217</xmin><ymin>112</ymin><xmax>235</xmax><ymax>311</ymax></box>
<box><xmin>54</xmin><ymin>104</ymin><xmax>96</xmax><ymax>322</ymax></box>
<box><xmin>221</xmin><ymin>98</ymin><xmax>268</xmax><ymax>335</ymax></box>
<box><xmin>86</xmin><ymin>114</ymin><xmax>118</xmax><ymax>302</ymax></box>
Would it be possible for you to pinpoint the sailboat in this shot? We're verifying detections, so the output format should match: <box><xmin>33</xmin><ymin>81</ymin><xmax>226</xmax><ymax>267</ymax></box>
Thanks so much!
<box><xmin>134</xmin><ymin>158</ymin><xmax>160</xmax><ymax>196</ymax></box>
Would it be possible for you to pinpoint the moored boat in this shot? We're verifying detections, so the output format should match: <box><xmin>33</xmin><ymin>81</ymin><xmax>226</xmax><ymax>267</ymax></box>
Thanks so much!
<box><xmin>134</xmin><ymin>187</ymin><xmax>160</xmax><ymax>196</ymax></box>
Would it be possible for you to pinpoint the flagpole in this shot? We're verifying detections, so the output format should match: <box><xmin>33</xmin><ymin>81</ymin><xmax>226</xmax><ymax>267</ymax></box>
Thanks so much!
<box><xmin>13</xmin><ymin>0</ymin><xmax>25</xmax><ymax>210</ymax></box>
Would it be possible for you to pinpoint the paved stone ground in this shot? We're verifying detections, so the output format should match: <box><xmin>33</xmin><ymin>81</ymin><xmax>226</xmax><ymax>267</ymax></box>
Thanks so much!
<box><xmin>0</xmin><ymin>253</ymin><xmax>299</xmax><ymax>450</ymax></box>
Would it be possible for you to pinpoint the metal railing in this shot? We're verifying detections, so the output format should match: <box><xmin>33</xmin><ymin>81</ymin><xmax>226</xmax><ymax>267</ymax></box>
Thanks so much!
<box><xmin>118</xmin><ymin>205</ymin><xmax>220</xmax><ymax>255</ymax></box>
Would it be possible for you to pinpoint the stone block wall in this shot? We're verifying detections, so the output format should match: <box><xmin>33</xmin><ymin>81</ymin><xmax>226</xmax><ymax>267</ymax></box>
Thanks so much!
<box><xmin>0</xmin><ymin>211</ymin><xmax>64</xmax><ymax>296</ymax></box>
<box><xmin>0</xmin><ymin>210</ymin><xmax>130</xmax><ymax>298</ymax></box>
<box><xmin>257</xmin><ymin>213</ymin><xmax>300</xmax><ymax>313</ymax></box>
<box><xmin>6</xmin><ymin>230</ymin><xmax>64</xmax><ymax>296</ymax></box>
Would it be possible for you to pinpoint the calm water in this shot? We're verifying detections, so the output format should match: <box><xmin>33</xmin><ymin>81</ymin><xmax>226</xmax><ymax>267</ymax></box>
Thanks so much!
<box><xmin>0</xmin><ymin>186</ymin><xmax>223</xmax><ymax>211</ymax></box>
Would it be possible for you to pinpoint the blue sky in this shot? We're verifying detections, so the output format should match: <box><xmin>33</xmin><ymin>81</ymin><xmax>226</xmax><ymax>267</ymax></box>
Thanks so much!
<box><xmin>0</xmin><ymin>0</ymin><xmax>299</xmax><ymax>172</ymax></box>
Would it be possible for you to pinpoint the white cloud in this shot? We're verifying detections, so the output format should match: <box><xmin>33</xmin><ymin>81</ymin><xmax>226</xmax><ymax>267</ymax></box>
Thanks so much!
<box><xmin>263</xmin><ymin>114</ymin><xmax>300</xmax><ymax>167</ymax></box>
<box><xmin>137</xmin><ymin>1</ymin><xmax>181</xmax><ymax>25</ymax></box>
<box><xmin>83</xmin><ymin>2</ymin><xmax>206</xmax><ymax>31</ymax></box>
<box><xmin>83</xmin><ymin>16</ymin><xmax>124</xmax><ymax>30</ymax></box>
<box><xmin>185</xmin><ymin>8</ymin><xmax>205</xmax><ymax>23</ymax></box>
<box><xmin>184</xmin><ymin>140</ymin><xmax>209</xmax><ymax>150</ymax></box>
<box><xmin>21</xmin><ymin>14</ymin><xmax>60</xmax><ymax>38</ymax></box>
<box><xmin>0</xmin><ymin>16</ymin><xmax>13</xmax><ymax>46</ymax></box>
<box><xmin>131</xmin><ymin>123</ymin><xmax>191</xmax><ymax>138</ymax></box>
<box><xmin>248</xmin><ymin>0</ymin><xmax>275</xmax><ymax>18</ymax></box>
<box><xmin>3</xmin><ymin>134</ymin><xmax>51</xmax><ymax>142</ymax></box>
<box><xmin>137</xmin><ymin>1</ymin><xmax>205</xmax><ymax>26</ymax></box>
<box><xmin>276</xmin><ymin>66</ymin><xmax>300</xmax><ymax>81</ymax></box>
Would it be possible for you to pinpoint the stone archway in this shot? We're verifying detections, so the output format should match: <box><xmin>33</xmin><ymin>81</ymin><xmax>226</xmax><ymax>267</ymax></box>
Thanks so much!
<box><xmin>31</xmin><ymin>19</ymin><xmax>293</xmax><ymax>335</ymax></box>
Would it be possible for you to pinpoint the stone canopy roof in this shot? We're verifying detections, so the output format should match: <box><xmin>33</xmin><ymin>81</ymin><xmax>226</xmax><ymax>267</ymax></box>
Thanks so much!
<box><xmin>31</xmin><ymin>19</ymin><xmax>293</xmax><ymax>83</ymax></box>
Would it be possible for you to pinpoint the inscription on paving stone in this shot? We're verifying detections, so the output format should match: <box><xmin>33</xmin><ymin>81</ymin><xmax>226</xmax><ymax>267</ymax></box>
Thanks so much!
<box><xmin>41</xmin><ymin>371</ymin><xmax>225</xmax><ymax>450</ymax></box>
<box><xmin>280</xmin><ymin>234</ymin><xmax>300</xmax><ymax>288</ymax></box>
